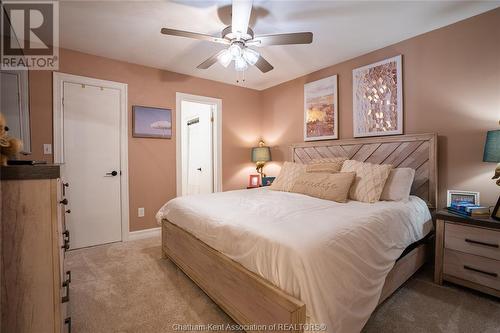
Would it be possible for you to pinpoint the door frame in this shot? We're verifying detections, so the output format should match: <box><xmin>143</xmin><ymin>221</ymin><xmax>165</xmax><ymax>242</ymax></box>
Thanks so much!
<box><xmin>52</xmin><ymin>72</ymin><xmax>130</xmax><ymax>242</ymax></box>
<box><xmin>176</xmin><ymin>92</ymin><xmax>222</xmax><ymax>197</ymax></box>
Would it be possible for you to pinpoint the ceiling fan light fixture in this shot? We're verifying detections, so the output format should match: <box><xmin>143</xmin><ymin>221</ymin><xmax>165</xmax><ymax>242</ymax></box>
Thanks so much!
<box><xmin>242</xmin><ymin>48</ymin><xmax>259</xmax><ymax>66</ymax></box>
<box><xmin>217</xmin><ymin>49</ymin><xmax>232</xmax><ymax>67</ymax></box>
<box><xmin>228</xmin><ymin>43</ymin><xmax>242</xmax><ymax>59</ymax></box>
<box><xmin>234</xmin><ymin>56</ymin><xmax>248</xmax><ymax>72</ymax></box>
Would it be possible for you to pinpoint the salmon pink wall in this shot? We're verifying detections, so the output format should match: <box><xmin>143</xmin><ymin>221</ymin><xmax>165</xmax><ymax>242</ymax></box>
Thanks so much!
<box><xmin>260</xmin><ymin>8</ymin><xmax>500</xmax><ymax>208</ymax></box>
<box><xmin>28</xmin><ymin>49</ymin><xmax>262</xmax><ymax>231</ymax></box>
<box><xmin>26</xmin><ymin>8</ymin><xmax>499</xmax><ymax>232</ymax></box>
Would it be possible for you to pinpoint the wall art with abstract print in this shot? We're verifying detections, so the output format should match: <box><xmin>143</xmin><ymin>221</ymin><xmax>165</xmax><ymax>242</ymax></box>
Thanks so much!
<box><xmin>304</xmin><ymin>75</ymin><xmax>338</xmax><ymax>141</ymax></box>
<box><xmin>353</xmin><ymin>55</ymin><xmax>403</xmax><ymax>137</ymax></box>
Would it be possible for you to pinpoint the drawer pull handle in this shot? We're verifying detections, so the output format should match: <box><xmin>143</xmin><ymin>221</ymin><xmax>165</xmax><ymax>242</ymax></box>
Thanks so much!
<box><xmin>60</xmin><ymin>198</ymin><xmax>68</xmax><ymax>205</ymax></box>
<box><xmin>62</xmin><ymin>277</ymin><xmax>70</xmax><ymax>303</ymax></box>
<box><xmin>65</xmin><ymin>317</ymin><xmax>72</xmax><ymax>333</ymax></box>
<box><xmin>463</xmin><ymin>265</ymin><xmax>498</xmax><ymax>278</ymax></box>
<box><xmin>464</xmin><ymin>238</ymin><xmax>499</xmax><ymax>248</ymax></box>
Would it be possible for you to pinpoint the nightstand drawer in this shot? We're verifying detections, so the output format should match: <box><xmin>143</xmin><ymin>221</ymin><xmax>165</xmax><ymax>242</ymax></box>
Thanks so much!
<box><xmin>444</xmin><ymin>249</ymin><xmax>500</xmax><ymax>291</ymax></box>
<box><xmin>445</xmin><ymin>223</ymin><xmax>500</xmax><ymax>260</ymax></box>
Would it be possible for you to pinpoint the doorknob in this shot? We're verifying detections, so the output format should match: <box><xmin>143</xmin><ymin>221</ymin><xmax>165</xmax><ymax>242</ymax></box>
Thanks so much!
<box><xmin>197</xmin><ymin>168</ymin><xmax>202</xmax><ymax>171</ymax></box>
<box><xmin>105</xmin><ymin>170</ymin><xmax>118</xmax><ymax>177</ymax></box>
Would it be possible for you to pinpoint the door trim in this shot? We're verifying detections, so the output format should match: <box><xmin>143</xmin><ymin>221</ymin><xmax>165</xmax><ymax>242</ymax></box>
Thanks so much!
<box><xmin>176</xmin><ymin>92</ymin><xmax>222</xmax><ymax>197</ymax></box>
<box><xmin>53</xmin><ymin>72</ymin><xmax>130</xmax><ymax>242</ymax></box>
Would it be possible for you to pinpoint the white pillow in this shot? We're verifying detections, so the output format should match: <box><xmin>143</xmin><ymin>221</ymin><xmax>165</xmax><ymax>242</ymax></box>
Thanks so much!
<box><xmin>380</xmin><ymin>168</ymin><xmax>415</xmax><ymax>201</ymax></box>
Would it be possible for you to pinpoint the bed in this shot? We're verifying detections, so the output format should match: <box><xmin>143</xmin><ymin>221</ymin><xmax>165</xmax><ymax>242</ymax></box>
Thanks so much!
<box><xmin>157</xmin><ymin>133</ymin><xmax>437</xmax><ymax>333</ymax></box>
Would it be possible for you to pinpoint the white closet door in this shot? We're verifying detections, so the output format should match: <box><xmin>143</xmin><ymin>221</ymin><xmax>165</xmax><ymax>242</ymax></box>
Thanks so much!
<box><xmin>62</xmin><ymin>82</ymin><xmax>122</xmax><ymax>249</ymax></box>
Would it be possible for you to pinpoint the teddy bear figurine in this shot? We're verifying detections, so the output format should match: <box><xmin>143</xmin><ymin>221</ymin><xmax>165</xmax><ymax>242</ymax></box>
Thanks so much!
<box><xmin>0</xmin><ymin>113</ymin><xmax>23</xmax><ymax>166</ymax></box>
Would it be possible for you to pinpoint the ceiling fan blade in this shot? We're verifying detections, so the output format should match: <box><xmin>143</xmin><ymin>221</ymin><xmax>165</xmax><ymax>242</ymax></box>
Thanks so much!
<box><xmin>161</xmin><ymin>28</ymin><xmax>229</xmax><ymax>45</ymax></box>
<box><xmin>252</xmin><ymin>32</ymin><xmax>313</xmax><ymax>46</ymax></box>
<box><xmin>255</xmin><ymin>55</ymin><xmax>273</xmax><ymax>73</ymax></box>
<box><xmin>197</xmin><ymin>50</ymin><xmax>226</xmax><ymax>69</ymax></box>
<box><xmin>231</xmin><ymin>0</ymin><xmax>253</xmax><ymax>36</ymax></box>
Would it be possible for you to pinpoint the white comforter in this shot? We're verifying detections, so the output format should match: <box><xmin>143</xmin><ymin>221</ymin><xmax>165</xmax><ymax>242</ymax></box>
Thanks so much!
<box><xmin>156</xmin><ymin>188</ymin><xmax>432</xmax><ymax>333</ymax></box>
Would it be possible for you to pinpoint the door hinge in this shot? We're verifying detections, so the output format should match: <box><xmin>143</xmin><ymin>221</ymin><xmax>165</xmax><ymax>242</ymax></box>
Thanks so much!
<box><xmin>210</xmin><ymin>116</ymin><xmax>214</xmax><ymax>122</ymax></box>
<box><xmin>62</xmin><ymin>97</ymin><xmax>64</xmax><ymax>106</ymax></box>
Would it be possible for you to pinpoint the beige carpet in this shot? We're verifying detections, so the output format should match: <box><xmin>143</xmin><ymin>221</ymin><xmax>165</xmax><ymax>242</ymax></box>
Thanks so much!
<box><xmin>66</xmin><ymin>236</ymin><xmax>500</xmax><ymax>333</ymax></box>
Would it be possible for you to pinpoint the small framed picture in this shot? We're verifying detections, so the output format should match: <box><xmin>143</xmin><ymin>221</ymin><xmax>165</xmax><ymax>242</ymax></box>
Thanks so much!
<box><xmin>492</xmin><ymin>199</ymin><xmax>500</xmax><ymax>221</ymax></box>
<box><xmin>133</xmin><ymin>105</ymin><xmax>172</xmax><ymax>139</ymax></box>
<box><xmin>248</xmin><ymin>174</ymin><xmax>260</xmax><ymax>188</ymax></box>
<box><xmin>446</xmin><ymin>190</ymin><xmax>480</xmax><ymax>207</ymax></box>
<box><xmin>261</xmin><ymin>176</ymin><xmax>276</xmax><ymax>186</ymax></box>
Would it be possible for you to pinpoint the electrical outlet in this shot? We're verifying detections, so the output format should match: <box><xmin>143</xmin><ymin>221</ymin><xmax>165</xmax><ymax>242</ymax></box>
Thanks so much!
<box><xmin>138</xmin><ymin>207</ymin><xmax>145</xmax><ymax>217</ymax></box>
<box><xmin>43</xmin><ymin>144</ymin><xmax>52</xmax><ymax>155</ymax></box>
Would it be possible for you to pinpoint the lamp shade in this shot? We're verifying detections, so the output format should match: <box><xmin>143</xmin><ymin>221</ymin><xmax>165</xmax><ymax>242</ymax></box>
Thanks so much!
<box><xmin>483</xmin><ymin>130</ymin><xmax>500</xmax><ymax>162</ymax></box>
<box><xmin>251</xmin><ymin>146</ymin><xmax>271</xmax><ymax>163</ymax></box>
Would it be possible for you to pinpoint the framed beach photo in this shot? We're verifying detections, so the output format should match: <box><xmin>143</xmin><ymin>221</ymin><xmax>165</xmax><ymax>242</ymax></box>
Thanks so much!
<box><xmin>304</xmin><ymin>75</ymin><xmax>338</xmax><ymax>141</ymax></box>
<box><xmin>132</xmin><ymin>105</ymin><xmax>172</xmax><ymax>139</ymax></box>
<box><xmin>353</xmin><ymin>55</ymin><xmax>403</xmax><ymax>138</ymax></box>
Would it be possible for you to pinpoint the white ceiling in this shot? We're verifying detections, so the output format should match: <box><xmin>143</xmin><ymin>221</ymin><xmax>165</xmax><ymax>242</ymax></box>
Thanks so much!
<box><xmin>60</xmin><ymin>1</ymin><xmax>500</xmax><ymax>90</ymax></box>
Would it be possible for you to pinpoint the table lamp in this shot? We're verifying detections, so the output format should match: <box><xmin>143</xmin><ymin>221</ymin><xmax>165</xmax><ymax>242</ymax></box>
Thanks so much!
<box><xmin>251</xmin><ymin>140</ymin><xmax>271</xmax><ymax>179</ymax></box>
<box><xmin>483</xmin><ymin>129</ymin><xmax>500</xmax><ymax>220</ymax></box>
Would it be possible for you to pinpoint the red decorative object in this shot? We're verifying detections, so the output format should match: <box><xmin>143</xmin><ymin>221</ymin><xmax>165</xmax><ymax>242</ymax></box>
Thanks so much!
<box><xmin>248</xmin><ymin>174</ymin><xmax>260</xmax><ymax>188</ymax></box>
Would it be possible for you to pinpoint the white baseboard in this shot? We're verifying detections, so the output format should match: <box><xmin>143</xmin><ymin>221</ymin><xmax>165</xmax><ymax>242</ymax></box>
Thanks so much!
<box><xmin>128</xmin><ymin>227</ymin><xmax>161</xmax><ymax>241</ymax></box>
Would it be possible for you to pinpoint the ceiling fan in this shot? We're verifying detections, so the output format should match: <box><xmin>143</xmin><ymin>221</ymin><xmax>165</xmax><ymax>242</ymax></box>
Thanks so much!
<box><xmin>160</xmin><ymin>0</ymin><xmax>313</xmax><ymax>73</ymax></box>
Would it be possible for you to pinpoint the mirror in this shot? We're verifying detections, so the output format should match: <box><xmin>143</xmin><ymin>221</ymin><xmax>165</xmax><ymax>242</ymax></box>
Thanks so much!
<box><xmin>0</xmin><ymin>7</ymin><xmax>31</xmax><ymax>154</ymax></box>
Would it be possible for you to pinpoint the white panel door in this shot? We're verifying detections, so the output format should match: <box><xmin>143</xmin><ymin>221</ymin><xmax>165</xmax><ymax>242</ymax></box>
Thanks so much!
<box><xmin>0</xmin><ymin>71</ymin><xmax>21</xmax><ymax>139</ymax></box>
<box><xmin>62</xmin><ymin>82</ymin><xmax>122</xmax><ymax>249</ymax></box>
<box><xmin>183</xmin><ymin>101</ymin><xmax>213</xmax><ymax>195</ymax></box>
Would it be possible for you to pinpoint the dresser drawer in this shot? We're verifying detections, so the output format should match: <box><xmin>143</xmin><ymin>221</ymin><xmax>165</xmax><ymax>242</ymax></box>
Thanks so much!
<box><xmin>444</xmin><ymin>249</ymin><xmax>500</xmax><ymax>291</ymax></box>
<box><xmin>445</xmin><ymin>223</ymin><xmax>500</xmax><ymax>260</ymax></box>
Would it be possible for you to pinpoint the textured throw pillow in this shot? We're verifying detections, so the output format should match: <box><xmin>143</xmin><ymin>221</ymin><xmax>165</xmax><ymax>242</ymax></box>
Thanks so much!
<box><xmin>290</xmin><ymin>172</ymin><xmax>356</xmax><ymax>203</ymax></box>
<box><xmin>341</xmin><ymin>160</ymin><xmax>393</xmax><ymax>203</ymax></box>
<box><xmin>269</xmin><ymin>162</ymin><xmax>306</xmax><ymax>192</ymax></box>
<box><xmin>306</xmin><ymin>157</ymin><xmax>347</xmax><ymax>174</ymax></box>
<box><xmin>380</xmin><ymin>168</ymin><xmax>415</xmax><ymax>201</ymax></box>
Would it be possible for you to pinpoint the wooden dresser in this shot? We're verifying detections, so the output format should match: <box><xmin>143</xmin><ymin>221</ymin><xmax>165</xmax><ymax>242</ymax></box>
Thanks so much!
<box><xmin>435</xmin><ymin>210</ymin><xmax>500</xmax><ymax>297</ymax></box>
<box><xmin>1</xmin><ymin>165</ymin><xmax>71</xmax><ymax>333</ymax></box>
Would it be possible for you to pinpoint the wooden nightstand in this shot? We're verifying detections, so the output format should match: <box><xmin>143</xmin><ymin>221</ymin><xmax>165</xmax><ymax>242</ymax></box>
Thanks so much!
<box><xmin>435</xmin><ymin>210</ymin><xmax>500</xmax><ymax>297</ymax></box>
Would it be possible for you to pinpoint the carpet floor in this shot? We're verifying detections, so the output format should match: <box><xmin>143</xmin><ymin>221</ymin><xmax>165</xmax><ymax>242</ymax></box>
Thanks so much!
<box><xmin>66</xmin><ymin>236</ymin><xmax>500</xmax><ymax>333</ymax></box>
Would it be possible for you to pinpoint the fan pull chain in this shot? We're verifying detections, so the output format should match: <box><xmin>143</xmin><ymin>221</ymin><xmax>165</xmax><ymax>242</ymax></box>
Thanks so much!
<box><xmin>236</xmin><ymin>70</ymin><xmax>246</xmax><ymax>84</ymax></box>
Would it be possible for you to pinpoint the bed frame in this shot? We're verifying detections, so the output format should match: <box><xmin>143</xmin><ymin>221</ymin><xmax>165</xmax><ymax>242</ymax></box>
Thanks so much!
<box><xmin>162</xmin><ymin>133</ymin><xmax>437</xmax><ymax>332</ymax></box>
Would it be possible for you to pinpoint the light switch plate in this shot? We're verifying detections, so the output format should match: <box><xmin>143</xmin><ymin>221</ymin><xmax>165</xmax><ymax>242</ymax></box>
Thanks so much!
<box><xmin>43</xmin><ymin>144</ymin><xmax>52</xmax><ymax>155</ymax></box>
<box><xmin>138</xmin><ymin>207</ymin><xmax>145</xmax><ymax>217</ymax></box>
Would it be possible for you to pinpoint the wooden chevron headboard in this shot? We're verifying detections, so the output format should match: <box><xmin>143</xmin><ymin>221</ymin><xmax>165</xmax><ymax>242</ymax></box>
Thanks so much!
<box><xmin>290</xmin><ymin>133</ymin><xmax>438</xmax><ymax>208</ymax></box>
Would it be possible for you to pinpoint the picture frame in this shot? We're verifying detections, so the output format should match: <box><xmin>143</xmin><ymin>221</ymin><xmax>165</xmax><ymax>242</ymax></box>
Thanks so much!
<box><xmin>304</xmin><ymin>75</ymin><xmax>338</xmax><ymax>141</ymax></box>
<box><xmin>353</xmin><ymin>55</ymin><xmax>403</xmax><ymax>138</ymax></box>
<box><xmin>261</xmin><ymin>176</ymin><xmax>276</xmax><ymax>187</ymax></box>
<box><xmin>132</xmin><ymin>105</ymin><xmax>172</xmax><ymax>139</ymax></box>
<box><xmin>446</xmin><ymin>190</ymin><xmax>480</xmax><ymax>207</ymax></box>
<box><xmin>248</xmin><ymin>174</ymin><xmax>260</xmax><ymax>188</ymax></box>
<box><xmin>491</xmin><ymin>198</ymin><xmax>500</xmax><ymax>221</ymax></box>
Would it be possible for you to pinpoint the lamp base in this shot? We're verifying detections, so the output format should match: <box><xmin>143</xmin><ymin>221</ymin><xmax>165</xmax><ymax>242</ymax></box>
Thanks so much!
<box><xmin>256</xmin><ymin>162</ymin><xmax>266</xmax><ymax>179</ymax></box>
<box><xmin>492</xmin><ymin>195</ymin><xmax>500</xmax><ymax>221</ymax></box>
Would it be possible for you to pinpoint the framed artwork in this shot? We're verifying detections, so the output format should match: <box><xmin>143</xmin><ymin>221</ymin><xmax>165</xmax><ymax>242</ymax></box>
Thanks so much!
<box><xmin>446</xmin><ymin>190</ymin><xmax>480</xmax><ymax>207</ymax></box>
<box><xmin>261</xmin><ymin>176</ymin><xmax>276</xmax><ymax>186</ymax></box>
<box><xmin>248</xmin><ymin>174</ymin><xmax>260</xmax><ymax>188</ymax></box>
<box><xmin>304</xmin><ymin>75</ymin><xmax>338</xmax><ymax>141</ymax></box>
<box><xmin>492</xmin><ymin>198</ymin><xmax>500</xmax><ymax>221</ymax></box>
<box><xmin>132</xmin><ymin>105</ymin><xmax>172</xmax><ymax>139</ymax></box>
<box><xmin>353</xmin><ymin>55</ymin><xmax>403</xmax><ymax>138</ymax></box>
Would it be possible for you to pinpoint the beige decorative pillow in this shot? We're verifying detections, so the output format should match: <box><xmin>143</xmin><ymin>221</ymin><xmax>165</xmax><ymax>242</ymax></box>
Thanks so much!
<box><xmin>380</xmin><ymin>168</ymin><xmax>415</xmax><ymax>201</ymax></box>
<box><xmin>306</xmin><ymin>157</ymin><xmax>347</xmax><ymax>174</ymax></box>
<box><xmin>290</xmin><ymin>172</ymin><xmax>356</xmax><ymax>203</ymax></box>
<box><xmin>341</xmin><ymin>160</ymin><xmax>393</xmax><ymax>203</ymax></box>
<box><xmin>269</xmin><ymin>162</ymin><xmax>306</xmax><ymax>192</ymax></box>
